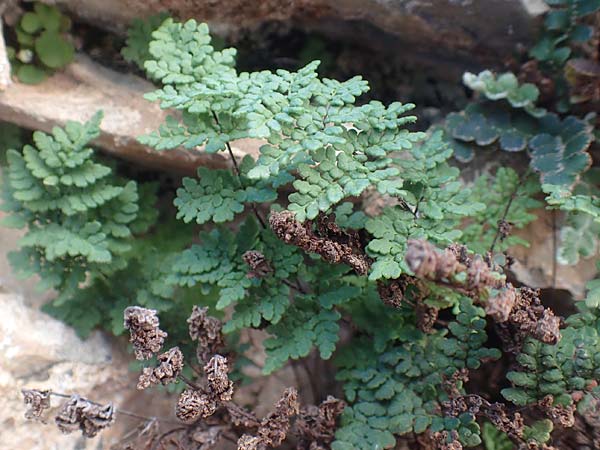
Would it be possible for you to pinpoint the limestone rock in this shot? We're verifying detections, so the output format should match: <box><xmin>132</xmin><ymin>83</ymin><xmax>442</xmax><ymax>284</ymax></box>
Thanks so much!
<box><xmin>0</xmin><ymin>54</ymin><xmax>263</xmax><ymax>176</ymax></box>
<box><xmin>51</xmin><ymin>0</ymin><xmax>542</xmax><ymax>66</ymax></box>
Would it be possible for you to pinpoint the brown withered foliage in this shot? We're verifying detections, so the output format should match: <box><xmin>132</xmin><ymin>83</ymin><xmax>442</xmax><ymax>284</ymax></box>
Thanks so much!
<box><xmin>509</xmin><ymin>287</ymin><xmax>561</xmax><ymax>346</ymax></box>
<box><xmin>237</xmin><ymin>435</ymin><xmax>264</xmax><ymax>450</ymax></box>
<box><xmin>405</xmin><ymin>239</ymin><xmax>463</xmax><ymax>281</ymax></box>
<box><xmin>295</xmin><ymin>396</ymin><xmax>346</xmax><ymax>449</ymax></box>
<box><xmin>124</xmin><ymin>306</ymin><xmax>168</xmax><ymax>360</ymax></box>
<box><xmin>441</xmin><ymin>394</ymin><xmax>525</xmax><ymax>444</ymax></box>
<box><xmin>22</xmin><ymin>388</ymin><xmax>51</xmax><ymax>421</ymax></box>
<box><xmin>187</xmin><ymin>305</ymin><xmax>225</xmax><ymax>364</ymax></box>
<box><xmin>539</xmin><ymin>395</ymin><xmax>576</xmax><ymax>428</ymax></box>
<box><xmin>432</xmin><ymin>430</ymin><xmax>463</xmax><ymax>450</ymax></box>
<box><xmin>55</xmin><ymin>395</ymin><xmax>115</xmax><ymax>438</ymax></box>
<box><xmin>377</xmin><ymin>276</ymin><xmax>411</xmax><ymax>308</ymax></box>
<box><xmin>243</xmin><ymin>250</ymin><xmax>274</xmax><ymax>278</ymax></box>
<box><xmin>205</xmin><ymin>354</ymin><xmax>234</xmax><ymax>402</ymax></box>
<box><xmin>405</xmin><ymin>240</ymin><xmax>561</xmax><ymax>347</ymax></box>
<box><xmin>416</xmin><ymin>301</ymin><xmax>439</xmax><ymax>334</ymax></box>
<box><xmin>497</xmin><ymin>219</ymin><xmax>512</xmax><ymax>242</ymax></box>
<box><xmin>238</xmin><ymin>388</ymin><xmax>300</xmax><ymax>449</ymax></box>
<box><xmin>175</xmin><ymin>355</ymin><xmax>234</xmax><ymax>423</ymax></box>
<box><xmin>486</xmin><ymin>285</ymin><xmax>517</xmax><ymax>323</ymax></box>
<box><xmin>269</xmin><ymin>211</ymin><xmax>370</xmax><ymax>275</ymax></box>
<box><xmin>137</xmin><ymin>347</ymin><xmax>184</xmax><ymax>390</ymax></box>
<box><xmin>176</xmin><ymin>389</ymin><xmax>214</xmax><ymax>423</ymax></box>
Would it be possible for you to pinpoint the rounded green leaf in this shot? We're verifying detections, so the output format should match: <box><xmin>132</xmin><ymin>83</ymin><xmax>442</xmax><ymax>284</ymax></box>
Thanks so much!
<box><xmin>16</xmin><ymin>64</ymin><xmax>48</xmax><ymax>84</ymax></box>
<box><xmin>35</xmin><ymin>31</ymin><xmax>74</xmax><ymax>69</ymax></box>
<box><xmin>21</xmin><ymin>12</ymin><xmax>42</xmax><ymax>34</ymax></box>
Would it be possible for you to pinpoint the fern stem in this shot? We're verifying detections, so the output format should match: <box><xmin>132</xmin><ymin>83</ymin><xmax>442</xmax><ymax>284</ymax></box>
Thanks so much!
<box><xmin>210</xmin><ymin>109</ymin><xmax>267</xmax><ymax>228</ymax></box>
<box><xmin>177</xmin><ymin>373</ymin><xmax>203</xmax><ymax>391</ymax></box>
<box><xmin>489</xmin><ymin>169</ymin><xmax>529</xmax><ymax>255</ymax></box>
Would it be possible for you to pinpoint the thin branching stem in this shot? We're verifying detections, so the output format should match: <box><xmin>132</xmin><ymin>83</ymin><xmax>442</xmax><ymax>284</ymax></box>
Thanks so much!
<box><xmin>210</xmin><ymin>109</ymin><xmax>267</xmax><ymax>228</ymax></box>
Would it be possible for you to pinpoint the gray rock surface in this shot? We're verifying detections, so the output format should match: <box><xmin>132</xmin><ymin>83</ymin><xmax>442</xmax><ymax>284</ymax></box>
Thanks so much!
<box><xmin>51</xmin><ymin>0</ymin><xmax>543</xmax><ymax>66</ymax></box>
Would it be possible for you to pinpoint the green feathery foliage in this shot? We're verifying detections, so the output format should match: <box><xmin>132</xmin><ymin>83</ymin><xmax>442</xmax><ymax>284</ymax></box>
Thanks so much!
<box><xmin>502</xmin><ymin>298</ymin><xmax>600</xmax><ymax>409</ymax></box>
<box><xmin>0</xmin><ymin>113</ymin><xmax>187</xmax><ymax>336</ymax></box>
<box><xmin>531</xmin><ymin>0</ymin><xmax>600</xmax><ymax>66</ymax></box>
<box><xmin>121</xmin><ymin>12</ymin><xmax>169</xmax><ymax>72</ymax></box>
<box><xmin>333</xmin><ymin>297</ymin><xmax>500</xmax><ymax>449</ymax></box>
<box><xmin>364</xmin><ymin>131</ymin><xmax>485</xmax><ymax>280</ymax></box>
<box><xmin>460</xmin><ymin>167</ymin><xmax>541</xmax><ymax>255</ymax></box>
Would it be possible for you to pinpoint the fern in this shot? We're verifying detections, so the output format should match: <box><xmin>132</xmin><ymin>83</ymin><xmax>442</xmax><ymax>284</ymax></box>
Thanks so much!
<box><xmin>460</xmin><ymin>167</ymin><xmax>541</xmax><ymax>254</ymax></box>
<box><xmin>365</xmin><ymin>131</ymin><xmax>484</xmax><ymax>280</ymax></box>
<box><xmin>0</xmin><ymin>113</ymin><xmax>170</xmax><ymax>334</ymax></box>
<box><xmin>333</xmin><ymin>297</ymin><xmax>500</xmax><ymax>449</ymax></box>
<box><xmin>121</xmin><ymin>12</ymin><xmax>169</xmax><ymax>71</ymax></box>
<box><xmin>502</xmin><ymin>301</ymin><xmax>600</xmax><ymax>408</ymax></box>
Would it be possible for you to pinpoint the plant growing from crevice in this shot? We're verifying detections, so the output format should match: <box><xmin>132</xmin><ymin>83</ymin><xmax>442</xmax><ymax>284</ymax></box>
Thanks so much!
<box><xmin>7</xmin><ymin>7</ymin><xmax>600</xmax><ymax>450</ymax></box>
<box><xmin>6</xmin><ymin>2</ymin><xmax>75</xmax><ymax>84</ymax></box>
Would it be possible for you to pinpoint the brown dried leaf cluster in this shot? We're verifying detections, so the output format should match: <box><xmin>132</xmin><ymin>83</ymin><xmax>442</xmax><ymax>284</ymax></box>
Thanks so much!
<box><xmin>137</xmin><ymin>347</ymin><xmax>184</xmax><ymax>390</ymax></box>
<box><xmin>22</xmin><ymin>388</ymin><xmax>51</xmax><ymax>421</ymax></box>
<box><xmin>55</xmin><ymin>394</ymin><xmax>115</xmax><ymax>438</ymax></box>
<box><xmin>243</xmin><ymin>250</ymin><xmax>274</xmax><ymax>278</ymax></box>
<box><xmin>377</xmin><ymin>276</ymin><xmax>410</xmax><ymax>308</ymax></box>
<box><xmin>501</xmin><ymin>287</ymin><xmax>561</xmax><ymax>347</ymax></box>
<box><xmin>539</xmin><ymin>395</ymin><xmax>576</xmax><ymax>428</ymax></box>
<box><xmin>406</xmin><ymin>240</ymin><xmax>503</xmax><ymax>292</ymax></box>
<box><xmin>406</xmin><ymin>240</ymin><xmax>561</xmax><ymax>346</ymax></box>
<box><xmin>238</xmin><ymin>388</ymin><xmax>300</xmax><ymax>450</ymax></box>
<box><xmin>432</xmin><ymin>430</ymin><xmax>463</xmax><ymax>450</ymax></box>
<box><xmin>269</xmin><ymin>211</ymin><xmax>370</xmax><ymax>275</ymax></box>
<box><xmin>124</xmin><ymin>306</ymin><xmax>168</xmax><ymax>360</ymax></box>
<box><xmin>176</xmin><ymin>355</ymin><xmax>233</xmax><ymax>423</ymax></box>
<box><xmin>295</xmin><ymin>396</ymin><xmax>346</xmax><ymax>449</ymax></box>
<box><xmin>442</xmin><ymin>394</ymin><xmax>525</xmax><ymax>444</ymax></box>
<box><xmin>187</xmin><ymin>305</ymin><xmax>224</xmax><ymax>364</ymax></box>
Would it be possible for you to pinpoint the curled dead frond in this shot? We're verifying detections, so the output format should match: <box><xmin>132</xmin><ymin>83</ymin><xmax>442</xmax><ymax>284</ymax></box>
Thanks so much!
<box><xmin>237</xmin><ymin>388</ymin><xmax>300</xmax><ymax>449</ymax></box>
<box><xmin>124</xmin><ymin>306</ymin><xmax>168</xmax><ymax>360</ymax></box>
<box><xmin>176</xmin><ymin>389</ymin><xmax>217</xmax><ymax>423</ymax></box>
<box><xmin>486</xmin><ymin>285</ymin><xmax>517</xmax><ymax>323</ymax></box>
<box><xmin>137</xmin><ymin>347</ymin><xmax>184</xmax><ymax>390</ymax></box>
<box><xmin>406</xmin><ymin>239</ymin><xmax>463</xmax><ymax>280</ymax></box>
<box><xmin>539</xmin><ymin>395</ymin><xmax>576</xmax><ymax>428</ymax></box>
<box><xmin>243</xmin><ymin>250</ymin><xmax>273</xmax><ymax>278</ymax></box>
<box><xmin>406</xmin><ymin>240</ymin><xmax>561</xmax><ymax>346</ymax></box>
<box><xmin>176</xmin><ymin>354</ymin><xmax>235</xmax><ymax>422</ymax></box>
<box><xmin>22</xmin><ymin>388</ymin><xmax>51</xmax><ymax>421</ymax></box>
<box><xmin>187</xmin><ymin>306</ymin><xmax>224</xmax><ymax>364</ymax></box>
<box><xmin>295</xmin><ymin>396</ymin><xmax>346</xmax><ymax>449</ymax></box>
<box><xmin>269</xmin><ymin>211</ymin><xmax>369</xmax><ymax>275</ymax></box>
<box><xmin>205</xmin><ymin>354</ymin><xmax>234</xmax><ymax>402</ymax></box>
<box><xmin>55</xmin><ymin>395</ymin><xmax>115</xmax><ymax>438</ymax></box>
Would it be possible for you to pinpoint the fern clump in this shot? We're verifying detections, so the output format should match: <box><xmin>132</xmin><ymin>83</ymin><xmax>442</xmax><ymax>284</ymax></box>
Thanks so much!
<box><xmin>8</xmin><ymin>5</ymin><xmax>600</xmax><ymax>450</ymax></box>
<box><xmin>334</xmin><ymin>297</ymin><xmax>500</xmax><ymax>449</ymax></box>
<box><xmin>0</xmin><ymin>113</ymin><xmax>170</xmax><ymax>335</ymax></box>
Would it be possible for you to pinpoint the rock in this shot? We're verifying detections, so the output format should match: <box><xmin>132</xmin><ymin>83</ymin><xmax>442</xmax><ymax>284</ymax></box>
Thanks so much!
<box><xmin>0</xmin><ymin>291</ymin><xmax>125</xmax><ymax>449</ymax></box>
<box><xmin>0</xmin><ymin>54</ymin><xmax>263</xmax><ymax>176</ymax></box>
<box><xmin>51</xmin><ymin>0</ymin><xmax>542</xmax><ymax>68</ymax></box>
<box><xmin>510</xmin><ymin>208</ymin><xmax>598</xmax><ymax>300</ymax></box>
<box><xmin>0</xmin><ymin>17</ymin><xmax>12</xmax><ymax>91</ymax></box>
